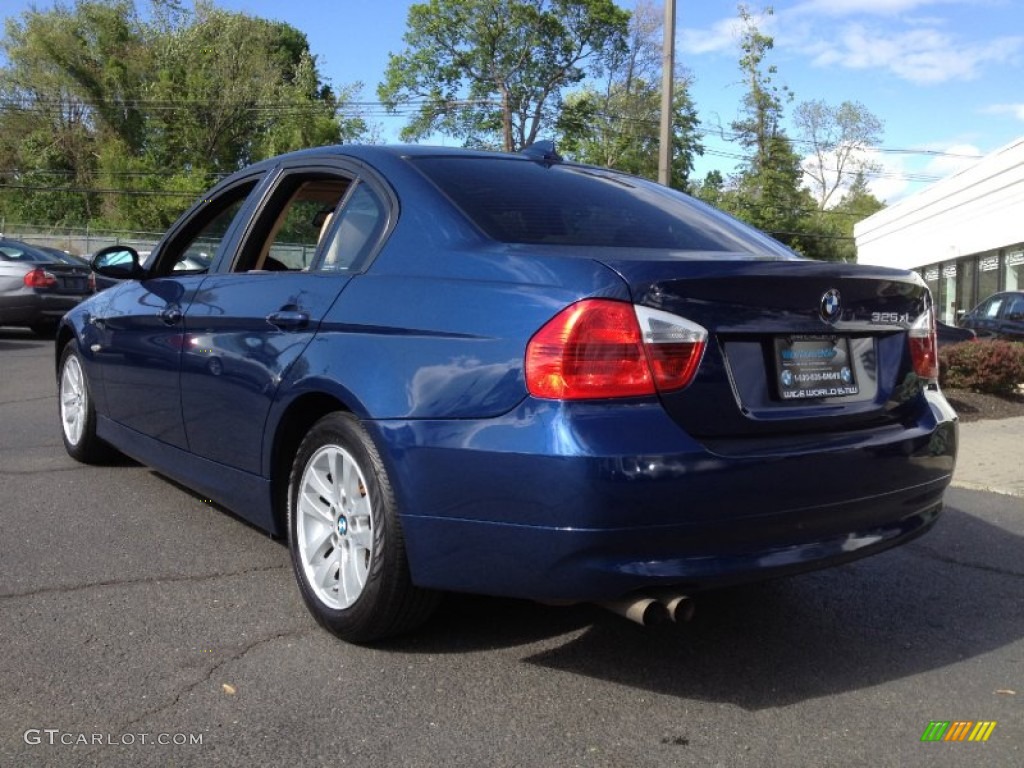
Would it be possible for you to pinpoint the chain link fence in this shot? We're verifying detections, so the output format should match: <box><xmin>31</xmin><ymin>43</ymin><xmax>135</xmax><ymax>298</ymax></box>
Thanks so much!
<box><xmin>0</xmin><ymin>220</ymin><xmax>161</xmax><ymax>257</ymax></box>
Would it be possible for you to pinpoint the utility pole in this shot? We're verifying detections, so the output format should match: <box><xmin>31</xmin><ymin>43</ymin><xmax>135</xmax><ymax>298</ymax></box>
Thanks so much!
<box><xmin>658</xmin><ymin>0</ymin><xmax>676</xmax><ymax>186</ymax></box>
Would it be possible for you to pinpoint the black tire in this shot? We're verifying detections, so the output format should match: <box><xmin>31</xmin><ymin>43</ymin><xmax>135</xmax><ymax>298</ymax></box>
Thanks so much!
<box><xmin>57</xmin><ymin>340</ymin><xmax>115</xmax><ymax>464</ymax></box>
<box><xmin>287</xmin><ymin>412</ymin><xmax>439</xmax><ymax>642</ymax></box>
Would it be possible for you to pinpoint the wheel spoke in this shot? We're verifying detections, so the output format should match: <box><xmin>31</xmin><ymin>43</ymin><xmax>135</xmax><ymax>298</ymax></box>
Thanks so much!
<box><xmin>329</xmin><ymin>449</ymin><xmax>343</xmax><ymax>501</ymax></box>
<box><xmin>299</xmin><ymin>487</ymin><xmax>333</xmax><ymax>524</ymax></box>
<box><xmin>311</xmin><ymin>547</ymin><xmax>340</xmax><ymax>592</ymax></box>
<box><xmin>348</xmin><ymin>525</ymin><xmax>372</xmax><ymax>552</ymax></box>
<box><xmin>339</xmin><ymin>541</ymin><xmax>368</xmax><ymax>602</ymax></box>
<box><xmin>307</xmin><ymin>459</ymin><xmax>335</xmax><ymax>505</ymax></box>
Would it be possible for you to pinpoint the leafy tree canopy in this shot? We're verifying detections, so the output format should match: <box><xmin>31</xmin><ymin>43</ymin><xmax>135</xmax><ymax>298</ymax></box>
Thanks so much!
<box><xmin>379</xmin><ymin>0</ymin><xmax>629</xmax><ymax>151</ymax></box>
<box><xmin>0</xmin><ymin>0</ymin><xmax>366</xmax><ymax>230</ymax></box>
<box><xmin>556</xmin><ymin>0</ymin><xmax>702</xmax><ymax>190</ymax></box>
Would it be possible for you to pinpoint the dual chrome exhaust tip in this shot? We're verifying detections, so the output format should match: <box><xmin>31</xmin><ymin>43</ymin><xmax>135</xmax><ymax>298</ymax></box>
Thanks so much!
<box><xmin>600</xmin><ymin>590</ymin><xmax>695</xmax><ymax>626</ymax></box>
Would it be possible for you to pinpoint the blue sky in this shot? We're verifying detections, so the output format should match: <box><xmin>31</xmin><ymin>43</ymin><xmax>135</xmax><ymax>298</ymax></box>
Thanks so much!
<box><xmin>4</xmin><ymin>0</ymin><xmax>1023</xmax><ymax>202</ymax></box>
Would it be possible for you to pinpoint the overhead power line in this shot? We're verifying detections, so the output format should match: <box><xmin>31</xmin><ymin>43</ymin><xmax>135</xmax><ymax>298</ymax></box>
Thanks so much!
<box><xmin>0</xmin><ymin>94</ymin><xmax>988</xmax><ymax>163</ymax></box>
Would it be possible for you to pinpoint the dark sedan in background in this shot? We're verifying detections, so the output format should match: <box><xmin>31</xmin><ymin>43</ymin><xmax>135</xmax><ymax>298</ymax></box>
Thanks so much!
<box><xmin>55</xmin><ymin>144</ymin><xmax>957</xmax><ymax>642</ymax></box>
<box><xmin>0</xmin><ymin>238</ymin><xmax>93</xmax><ymax>335</ymax></box>
<box><xmin>959</xmin><ymin>290</ymin><xmax>1024</xmax><ymax>341</ymax></box>
<box><xmin>936</xmin><ymin>320</ymin><xmax>976</xmax><ymax>347</ymax></box>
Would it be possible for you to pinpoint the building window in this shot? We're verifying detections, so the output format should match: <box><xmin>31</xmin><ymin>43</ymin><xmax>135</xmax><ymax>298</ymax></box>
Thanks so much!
<box><xmin>957</xmin><ymin>257</ymin><xmax>976</xmax><ymax>320</ymax></box>
<box><xmin>1005</xmin><ymin>247</ymin><xmax>1023</xmax><ymax>292</ymax></box>
<box><xmin>923</xmin><ymin>264</ymin><xmax>940</xmax><ymax>313</ymax></box>
<box><xmin>939</xmin><ymin>262</ymin><xmax>957</xmax><ymax>324</ymax></box>
<box><xmin>977</xmin><ymin>252</ymin><xmax>1001</xmax><ymax>306</ymax></box>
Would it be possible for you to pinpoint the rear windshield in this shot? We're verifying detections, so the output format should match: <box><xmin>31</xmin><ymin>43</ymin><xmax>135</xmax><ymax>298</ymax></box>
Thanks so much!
<box><xmin>411</xmin><ymin>156</ymin><xmax>795</xmax><ymax>256</ymax></box>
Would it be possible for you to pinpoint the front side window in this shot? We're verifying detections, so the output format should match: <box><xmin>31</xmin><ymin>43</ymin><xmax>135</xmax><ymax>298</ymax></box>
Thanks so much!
<box><xmin>154</xmin><ymin>180</ymin><xmax>260</xmax><ymax>276</ymax></box>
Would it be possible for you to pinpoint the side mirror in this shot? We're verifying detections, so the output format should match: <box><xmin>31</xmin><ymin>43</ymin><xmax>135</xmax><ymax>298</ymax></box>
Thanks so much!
<box><xmin>91</xmin><ymin>245</ymin><xmax>144</xmax><ymax>280</ymax></box>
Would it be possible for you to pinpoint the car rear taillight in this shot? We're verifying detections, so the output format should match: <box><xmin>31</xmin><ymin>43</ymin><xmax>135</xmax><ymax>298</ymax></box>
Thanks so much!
<box><xmin>525</xmin><ymin>299</ymin><xmax>707</xmax><ymax>400</ymax></box>
<box><xmin>24</xmin><ymin>267</ymin><xmax>57</xmax><ymax>288</ymax></box>
<box><xmin>909</xmin><ymin>307</ymin><xmax>938</xmax><ymax>380</ymax></box>
<box><xmin>88</xmin><ymin>271</ymin><xmax>96</xmax><ymax>292</ymax></box>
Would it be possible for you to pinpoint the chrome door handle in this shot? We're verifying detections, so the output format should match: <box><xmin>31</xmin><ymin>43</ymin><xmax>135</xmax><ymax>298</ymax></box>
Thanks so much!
<box><xmin>267</xmin><ymin>310</ymin><xmax>309</xmax><ymax>330</ymax></box>
<box><xmin>159</xmin><ymin>306</ymin><xmax>183</xmax><ymax>325</ymax></box>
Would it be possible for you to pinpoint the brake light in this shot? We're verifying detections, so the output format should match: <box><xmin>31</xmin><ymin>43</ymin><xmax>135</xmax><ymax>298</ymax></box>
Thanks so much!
<box><xmin>525</xmin><ymin>299</ymin><xmax>706</xmax><ymax>400</ymax></box>
<box><xmin>88</xmin><ymin>271</ymin><xmax>96</xmax><ymax>292</ymax></box>
<box><xmin>24</xmin><ymin>267</ymin><xmax>57</xmax><ymax>288</ymax></box>
<box><xmin>909</xmin><ymin>307</ymin><xmax>938</xmax><ymax>380</ymax></box>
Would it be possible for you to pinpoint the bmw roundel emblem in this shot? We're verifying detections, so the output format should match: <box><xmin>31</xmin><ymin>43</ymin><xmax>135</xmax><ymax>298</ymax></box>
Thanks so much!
<box><xmin>820</xmin><ymin>289</ymin><xmax>842</xmax><ymax>323</ymax></box>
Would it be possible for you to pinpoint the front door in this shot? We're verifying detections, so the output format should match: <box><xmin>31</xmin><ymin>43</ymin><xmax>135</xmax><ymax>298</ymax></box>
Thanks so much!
<box><xmin>94</xmin><ymin>176</ymin><xmax>263</xmax><ymax>448</ymax></box>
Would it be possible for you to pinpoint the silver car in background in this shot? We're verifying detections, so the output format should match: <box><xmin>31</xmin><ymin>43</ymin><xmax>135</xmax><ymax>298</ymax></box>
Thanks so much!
<box><xmin>0</xmin><ymin>238</ymin><xmax>93</xmax><ymax>335</ymax></box>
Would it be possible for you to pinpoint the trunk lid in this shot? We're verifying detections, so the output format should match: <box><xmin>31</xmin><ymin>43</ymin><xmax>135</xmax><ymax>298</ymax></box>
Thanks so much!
<box><xmin>599</xmin><ymin>256</ymin><xmax>931</xmax><ymax>439</ymax></box>
<box><xmin>43</xmin><ymin>263</ymin><xmax>92</xmax><ymax>295</ymax></box>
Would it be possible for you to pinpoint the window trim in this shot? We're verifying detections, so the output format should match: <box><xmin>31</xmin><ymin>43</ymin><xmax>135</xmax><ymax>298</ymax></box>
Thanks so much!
<box><xmin>148</xmin><ymin>173</ymin><xmax>265</xmax><ymax>277</ymax></box>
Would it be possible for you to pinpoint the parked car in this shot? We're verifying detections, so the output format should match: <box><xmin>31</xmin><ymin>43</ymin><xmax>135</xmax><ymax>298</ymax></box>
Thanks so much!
<box><xmin>0</xmin><ymin>238</ymin><xmax>93</xmax><ymax>335</ymax></box>
<box><xmin>936</xmin><ymin>320</ymin><xmax>977</xmax><ymax>347</ymax></box>
<box><xmin>55</xmin><ymin>144</ymin><xmax>957</xmax><ymax>642</ymax></box>
<box><xmin>34</xmin><ymin>245</ymin><xmax>91</xmax><ymax>268</ymax></box>
<box><xmin>958</xmin><ymin>291</ymin><xmax>1024</xmax><ymax>341</ymax></box>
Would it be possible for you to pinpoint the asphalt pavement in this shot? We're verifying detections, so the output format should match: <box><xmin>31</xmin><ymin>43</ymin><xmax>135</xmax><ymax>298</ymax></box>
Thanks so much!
<box><xmin>2</xmin><ymin>328</ymin><xmax>1022</xmax><ymax>768</ymax></box>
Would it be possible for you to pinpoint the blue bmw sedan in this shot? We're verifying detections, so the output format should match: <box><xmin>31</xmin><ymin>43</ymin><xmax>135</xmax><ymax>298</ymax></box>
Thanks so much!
<box><xmin>56</xmin><ymin>145</ymin><xmax>957</xmax><ymax>641</ymax></box>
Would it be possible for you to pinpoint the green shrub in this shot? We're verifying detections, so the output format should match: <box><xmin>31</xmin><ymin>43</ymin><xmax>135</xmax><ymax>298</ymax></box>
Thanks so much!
<box><xmin>939</xmin><ymin>339</ymin><xmax>1024</xmax><ymax>395</ymax></box>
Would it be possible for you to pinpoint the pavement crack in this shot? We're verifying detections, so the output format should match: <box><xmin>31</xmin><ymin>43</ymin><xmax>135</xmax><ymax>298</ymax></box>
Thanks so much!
<box><xmin>906</xmin><ymin>545</ymin><xmax>1024</xmax><ymax>579</ymax></box>
<box><xmin>86</xmin><ymin>628</ymin><xmax>311</xmax><ymax>754</ymax></box>
<box><xmin>0</xmin><ymin>394</ymin><xmax>54</xmax><ymax>406</ymax></box>
<box><xmin>0</xmin><ymin>465</ymin><xmax>91</xmax><ymax>476</ymax></box>
<box><xmin>0</xmin><ymin>563</ymin><xmax>291</xmax><ymax>600</ymax></box>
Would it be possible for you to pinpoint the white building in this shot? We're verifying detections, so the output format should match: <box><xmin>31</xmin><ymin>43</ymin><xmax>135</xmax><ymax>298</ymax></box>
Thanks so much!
<box><xmin>854</xmin><ymin>136</ymin><xmax>1024</xmax><ymax>324</ymax></box>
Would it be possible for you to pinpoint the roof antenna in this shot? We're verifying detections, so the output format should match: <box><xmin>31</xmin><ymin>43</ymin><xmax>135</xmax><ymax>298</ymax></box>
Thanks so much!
<box><xmin>519</xmin><ymin>140</ymin><xmax>562</xmax><ymax>167</ymax></box>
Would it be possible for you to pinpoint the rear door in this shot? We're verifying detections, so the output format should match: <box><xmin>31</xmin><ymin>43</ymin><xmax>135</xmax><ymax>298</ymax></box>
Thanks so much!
<box><xmin>179</xmin><ymin>162</ymin><xmax>393</xmax><ymax>474</ymax></box>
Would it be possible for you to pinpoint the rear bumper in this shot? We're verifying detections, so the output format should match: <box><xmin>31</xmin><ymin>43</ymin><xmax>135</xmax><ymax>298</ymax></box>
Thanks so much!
<box><xmin>0</xmin><ymin>292</ymin><xmax>87</xmax><ymax>324</ymax></box>
<box><xmin>370</xmin><ymin>391</ymin><xmax>957</xmax><ymax>601</ymax></box>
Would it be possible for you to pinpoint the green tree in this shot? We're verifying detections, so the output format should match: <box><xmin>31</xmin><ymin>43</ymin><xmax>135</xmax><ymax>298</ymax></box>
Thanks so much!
<box><xmin>556</xmin><ymin>0</ymin><xmax>702</xmax><ymax>189</ymax></box>
<box><xmin>0</xmin><ymin>0</ymin><xmax>150</xmax><ymax>224</ymax></box>
<box><xmin>725</xmin><ymin>5</ymin><xmax>810</xmax><ymax>250</ymax></box>
<box><xmin>379</xmin><ymin>0</ymin><xmax>629</xmax><ymax>151</ymax></box>
<box><xmin>794</xmin><ymin>98</ymin><xmax>883</xmax><ymax>210</ymax></box>
<box><xmin>0</xmin><ymin>0</ymin><xmax>367</xmax><ymax>231</ymax></box>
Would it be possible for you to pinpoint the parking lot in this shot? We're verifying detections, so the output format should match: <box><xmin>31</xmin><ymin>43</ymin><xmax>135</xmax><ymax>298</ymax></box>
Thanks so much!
<box><xmin>1</xmin><ymin>326</ymin><xmax>1021</xmax><ymax>767</ymax></box>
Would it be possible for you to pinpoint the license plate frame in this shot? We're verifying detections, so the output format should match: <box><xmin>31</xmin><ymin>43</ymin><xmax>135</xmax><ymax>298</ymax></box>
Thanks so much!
<box><xmin>773</xmin><ymin>335</ymin><xmax>858</xmax><ymax>400</ymax></box>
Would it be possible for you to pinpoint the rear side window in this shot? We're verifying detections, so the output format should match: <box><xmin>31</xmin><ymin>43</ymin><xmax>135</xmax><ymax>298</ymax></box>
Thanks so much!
<box><xmin>316</xmin><ymin>183</ymin><xmax>388</xmax><ymax>272</ymax></box>
<box><xmin>411</xmin><ymin>156</ymin><xmax>795</xmax><ymax>256</ymax></box>
<box><xmin>0</xmin><ymin>245</ymin><xmax>47</xmax><ymax>262</ymax></box>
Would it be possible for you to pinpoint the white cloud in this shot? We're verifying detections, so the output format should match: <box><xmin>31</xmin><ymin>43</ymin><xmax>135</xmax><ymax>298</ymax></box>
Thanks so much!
<box><xmin>679</xmin><ymin>10</ymin><xmax>777</xmax><ymax>56</ymax></box>
<box><xmin>862</xmin><ymin>150</ymin><xmax>912</xmax><ymax>203</ymax></box>
<box><xmin>793</xmin><ymin>0</ymin><xmax>959</xmax><ymax>17</ymax></box>
<box><xmin>922</xmin><ymin>143</ymin><xmax>983</xmax><ymax>177</ymax></box>
<box><xmin>858</xmin><ymin>143</ymin><xmax>983</xmax><ymax>203</ymax></box>
<box><xmin>811</xmin><ymin>24</ymin><xmax>1024</xmax><ymax>84</ymax></box>
<box><xmin>983</xmin><ymin>103</ymin><xmax>1024</xmax><ymax>121</ymax></box>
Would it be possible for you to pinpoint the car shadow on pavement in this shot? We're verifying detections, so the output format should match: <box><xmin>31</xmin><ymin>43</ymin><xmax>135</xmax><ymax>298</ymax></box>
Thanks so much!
<box><xmin>385</xmin><ymin>504</ymin><xmax>1023</xmax><ymax>709</ymax></box>
<box><xmin>520</xmin><ymin>505</ymin><xmax>1023</xmax><ymax>709</ymax></box>
<box><xmin>0</xmin><ymin>328</ymin><xmax>50</xmax><ymax>350</ymax></box>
